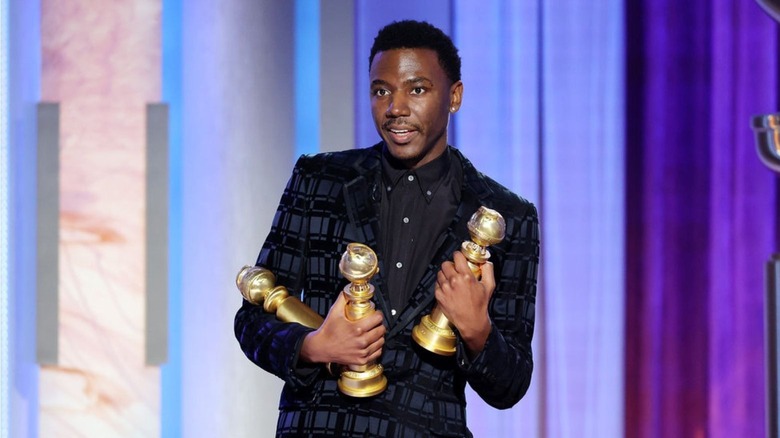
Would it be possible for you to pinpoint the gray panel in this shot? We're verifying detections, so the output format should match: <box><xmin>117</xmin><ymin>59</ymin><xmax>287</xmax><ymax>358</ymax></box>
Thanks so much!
<box><xmin>36</xmin><ymin>103</ymin><xmax>59</xmax><ymax>365</ymax></box>
<box><xmin>145</xmin><ymin>103</ymin><xmax>169</xmax><ymax>365</ymax></box>
<box><xmin>320</xmin><ymin>0</ymin><xmax>355</xmax><ymax>151</ymax></box>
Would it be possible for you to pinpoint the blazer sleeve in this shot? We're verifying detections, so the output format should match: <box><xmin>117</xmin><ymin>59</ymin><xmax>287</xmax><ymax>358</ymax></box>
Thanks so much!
<box><xmin>456</xmin><ymin>202</ymin><xmax>540</xmax><ymax>409</ymax></box>
<box><xmin>234</xmin><ymin>155</ymin><xmax>322</xmax><ymax>390</ymax></box>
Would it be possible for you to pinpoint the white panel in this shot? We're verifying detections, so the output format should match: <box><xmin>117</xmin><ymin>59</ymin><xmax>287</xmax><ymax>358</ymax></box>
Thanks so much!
<box><xmin>180</xmin><ymin>1</ymin><xmax>295</xmax><ymax>437</ymax></box>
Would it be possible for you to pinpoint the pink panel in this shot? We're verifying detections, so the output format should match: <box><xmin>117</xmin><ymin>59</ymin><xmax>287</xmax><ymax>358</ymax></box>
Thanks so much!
<box><xmin>40</xmin><ymin>0</ymin><xmax>161</xmax><ymax>435</ymax></box>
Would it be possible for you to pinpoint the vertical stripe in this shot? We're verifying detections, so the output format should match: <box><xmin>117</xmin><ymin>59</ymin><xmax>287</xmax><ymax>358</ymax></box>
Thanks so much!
<box><xmin>766</xmin><ymin>254</ymin><xmax>780</xmax><ymax>438</ymax></box>
<box><xmin>0</xmin><ymin>0</ymin><xmax>9</xmax><ymax>435</ymax></box>
<box><xmin>541</xmin><ymin>1</ymin><xmax>624</xmax><ymax>435</ymax></box>
<box><xmin>8</xmin><ymin>1</ymin><xmax>41</xmax><ymax>435</ymax></box>
<box><xmin>295</xmin><ymin>0</ymin><xmax>320</xmax><ymax>157</ymax></box>
<box><xmin>161</xmin><ymin>0</ymin><xmax>182</xmax><ymax>435</ymax></box>
<box><xmin>319</xmin><ymin>0</ymin><xmax>354</xmax><ymax>152</ymax></box>
<box><xmin>35</xmin><ymin>103</ymin><xmax>59</xmax><ymax>365</ymax></box>
<box><xmin>535</xmin><ymin>3</ymin><xmax>547</xmax><ymax>435</ymax></box>
<box><xmin>145</xmin><ymin>103</ymin><xmax>169</xmax><ymax>366</ymax></box>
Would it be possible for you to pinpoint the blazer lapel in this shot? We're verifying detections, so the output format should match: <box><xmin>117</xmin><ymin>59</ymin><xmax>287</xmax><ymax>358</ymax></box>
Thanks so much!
<box><xmin>341</xmin><ymin>146</ymin><xmax>394</xmax><ymax>322</ymax></box>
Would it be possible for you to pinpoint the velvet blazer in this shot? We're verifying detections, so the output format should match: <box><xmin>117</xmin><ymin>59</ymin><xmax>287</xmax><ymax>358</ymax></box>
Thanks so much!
<box><xmin>235</xmin><ymin>143</ymin><xmax>540</xmax><ymax>437</ymax></box>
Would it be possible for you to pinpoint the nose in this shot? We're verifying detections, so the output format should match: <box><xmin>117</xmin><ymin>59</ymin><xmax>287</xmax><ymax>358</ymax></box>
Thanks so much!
<box><xmin>386</xmin><ymin>95</ymin><xmax>410</xmax><ymax>118</ymax></box>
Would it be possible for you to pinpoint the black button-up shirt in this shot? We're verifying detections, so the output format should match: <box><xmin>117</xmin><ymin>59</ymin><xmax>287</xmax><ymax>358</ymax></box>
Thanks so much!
<box><xmin>379</xmin><ymin>146</ymin><xmax>463</xmax><ymax>318</ymax></box>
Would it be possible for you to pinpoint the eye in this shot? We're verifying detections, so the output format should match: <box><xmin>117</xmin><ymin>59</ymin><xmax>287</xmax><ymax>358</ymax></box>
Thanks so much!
<box><xmin>373</xmin><ymin>88</ymin><xmax>390</xmax><ymax>97</ymax></box>
<box><xmin>411</xmin><ymin>87</ymin><xmax>426</xmax><ymax>95</ymax></box>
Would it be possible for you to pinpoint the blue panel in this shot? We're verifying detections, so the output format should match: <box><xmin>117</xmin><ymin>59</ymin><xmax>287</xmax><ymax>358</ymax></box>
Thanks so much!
<box><xmin>453</xmin><ymin>0</ymin><xmax>541</xmax><ymax>201</ymax></box>
<box><xmin>6</xmin><ymin>0</ymin><xmax>41</xmax><ymax>437</ymax></box>
<box><xmin>540</xmin><ymin>0</ymin><xmax>625</xmax><ymax>436</ymax></box>
<box><xmin>161</xmin><ymin>0</ymin><xmax>182</xmax><ymax>436</ymax></box>
<box><xmin>0</xmin><ymin>1</ymin><xmax>10</xmax><ymax>435</ymax></box>
<box><xmin>452</xmin><ymin>1</ymin><xmax>541</xmax><ymax>436</ymax></box>
<box><xmin>295</xmin><ymin>0</ymin><xmax>320</xmax><ymax>157</ymax></box>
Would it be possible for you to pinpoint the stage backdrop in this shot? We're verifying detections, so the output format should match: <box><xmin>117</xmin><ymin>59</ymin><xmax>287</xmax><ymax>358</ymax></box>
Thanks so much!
<box><xmin>625</xmin><ymin>1</ymin><xmax>779</xmax><ymax>437</ymax></box>
<box><xmin>4</xmin><ymin>0</ymin><xmax>778</xmax><ymax>437</ymax></box>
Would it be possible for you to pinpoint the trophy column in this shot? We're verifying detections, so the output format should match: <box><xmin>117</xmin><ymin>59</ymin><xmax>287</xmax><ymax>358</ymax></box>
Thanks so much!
<box><xmin>411</xmin><ymin>206</ymin><xmax>506</xmax><ymax>356</ymax></box>
<box><xmin>337</xmin><ymin>243</ymin><xmax>388</xmax><ymax>397</ymax></box>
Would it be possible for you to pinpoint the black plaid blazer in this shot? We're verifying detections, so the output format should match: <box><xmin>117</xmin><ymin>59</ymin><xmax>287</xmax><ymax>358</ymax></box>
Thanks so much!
<box><xmin>235</xmin><ymin>143</ymin><xmax>539</xmax><ymax>437</ymax></box>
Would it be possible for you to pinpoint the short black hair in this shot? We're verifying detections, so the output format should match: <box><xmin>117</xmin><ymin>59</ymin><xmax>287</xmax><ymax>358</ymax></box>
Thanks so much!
<box><xmin>369</xmin><ymin>20</ymin><xmax>461</xmax><ymax>83</ymax></box>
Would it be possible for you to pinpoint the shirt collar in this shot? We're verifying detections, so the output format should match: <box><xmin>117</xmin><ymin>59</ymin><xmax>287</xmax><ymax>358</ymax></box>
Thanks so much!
<box><xmin>381</xmin><ymin>146</ymin><xmax>452</xmax><ymax>202</ymax></box>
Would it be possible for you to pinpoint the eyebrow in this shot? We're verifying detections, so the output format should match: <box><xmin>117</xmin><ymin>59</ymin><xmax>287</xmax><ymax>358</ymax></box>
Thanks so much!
<box><xmin>370</xmin><ymin>77</ymin><xmax>435</xmax><ymax>88</ymax></box>
<box><xmin>405</xmin><ymin>77</ymin><xmax>434</xmax><ymax>86</ymax></box>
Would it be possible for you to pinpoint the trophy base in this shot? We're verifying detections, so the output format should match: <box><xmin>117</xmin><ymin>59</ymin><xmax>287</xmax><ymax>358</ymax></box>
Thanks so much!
<box><xmin>338</xmin><ymin>364</ymin><xmax>387</xmax><ymax>398</ymax></box>
<box><xmin>411</xmin><ymin>315</ymin><xmax>457</xmax><ymax>356</ymax></box>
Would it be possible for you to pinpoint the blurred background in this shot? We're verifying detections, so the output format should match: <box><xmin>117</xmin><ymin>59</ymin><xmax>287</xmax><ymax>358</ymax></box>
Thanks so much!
<box><xmin>2</xmin><ymin>0</ymin><xmax>778</xmax><ymax>436</ymax></box>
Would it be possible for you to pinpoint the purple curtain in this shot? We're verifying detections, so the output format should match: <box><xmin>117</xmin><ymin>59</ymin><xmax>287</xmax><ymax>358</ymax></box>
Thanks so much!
<box><xmin>626</xmin><ymin>2</ymin><xmax>780</xmax><ymax>437</ymax></box>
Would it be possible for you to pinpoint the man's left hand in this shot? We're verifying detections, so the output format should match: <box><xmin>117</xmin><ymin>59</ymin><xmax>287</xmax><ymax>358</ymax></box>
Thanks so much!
<box><xmin>434</xmin><ymin>251</ymin><xmax>495</xmax><ymax>358</ymax></box>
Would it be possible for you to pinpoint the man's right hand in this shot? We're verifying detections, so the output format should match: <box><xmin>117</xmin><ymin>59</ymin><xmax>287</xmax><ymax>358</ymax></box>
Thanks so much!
<box><xmin>300</xmin><ymin>292</ymin><xmax>386</xmax><ymax>366</ymax></box>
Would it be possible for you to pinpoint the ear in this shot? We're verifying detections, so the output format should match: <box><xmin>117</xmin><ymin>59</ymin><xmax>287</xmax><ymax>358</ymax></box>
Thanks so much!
<box><xmin>449</xmin><ymin>81</ymin><xmax>463</xmax><ymax>113</ymax></box>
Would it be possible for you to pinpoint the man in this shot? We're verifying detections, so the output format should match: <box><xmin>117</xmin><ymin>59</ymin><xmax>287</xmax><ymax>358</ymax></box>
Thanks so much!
<box><xmin>235</xmin><ymin>20</ymin><xmax>539</xmax><ymax>437</ymax></box>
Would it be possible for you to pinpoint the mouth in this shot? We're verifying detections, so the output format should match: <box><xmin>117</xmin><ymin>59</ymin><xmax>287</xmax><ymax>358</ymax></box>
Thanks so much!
<box><xmin>384</xmin><ymin>124</ymin><xmax>419</xmax><ymax>145</ymax></box>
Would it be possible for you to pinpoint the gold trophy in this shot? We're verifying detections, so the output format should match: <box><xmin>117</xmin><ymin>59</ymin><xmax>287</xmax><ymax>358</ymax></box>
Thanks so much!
<box><xmin>236</xmin><ymin>265</ymin><xmax>324</xmax><ymax>329</ymax></box>
<box><xmin>336</xmin><ymin>242</ymin><xmax>388</xmax><ymax>397</ymax></box>
<box><xmin>411</xmin><ymin>206</ymin><xmax>506</xmax><ymax>356</ymax></box>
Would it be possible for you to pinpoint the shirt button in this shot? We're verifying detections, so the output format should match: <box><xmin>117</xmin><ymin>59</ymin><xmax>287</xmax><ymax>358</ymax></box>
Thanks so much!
<box><xmin>407</xmin><ymin>175</ymin><xmax>415</xmax><ymax>182</ymax></box>
<box><xmin>426</xmin><ymin>190</ymin><xmax>432</xmax><ymax>196</ymax></box>
<box><xmin>387</xmin><ymin>186</ymin><xmax>392</xmax><ymax>192</ymax></box>
<box><xmin>391</xmin><ymin>309</ymin><xmax>397</xmax><ymax>316</ymax></box>
<box><xmin>396</xmin><ymin>262</ymin><xmax>403</xmax><ymax>269</ymax></box>
<box><xmin>403</xmin><ymin>217</ymin><xmax>409</xmax><ymax>224</ymax></box>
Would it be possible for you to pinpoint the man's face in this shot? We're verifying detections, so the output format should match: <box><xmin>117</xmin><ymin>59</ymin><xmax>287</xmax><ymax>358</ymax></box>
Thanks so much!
<box><xmin>369</xmin><ymin>48</ymin><xmax>463</xmax><ymax>169</ymax></box>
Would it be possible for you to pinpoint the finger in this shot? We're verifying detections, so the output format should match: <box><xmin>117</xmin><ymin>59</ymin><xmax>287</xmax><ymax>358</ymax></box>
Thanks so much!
<box><xmin>366</xmin><ymin>335</ymin><xmax>385</xmax><ymax>355</ymax></box>
<box><xmin>371</xmin><ymin>310</ymin><xmax>385</xmax><ymax>327</ymax></box>
<box><xmin>351</xmin><ymin>336</ymin><xmax>384</xmax><ymax>365</ymax></box>
<box><xmin>367</xmin><ymin>347</ymin><xmax>383</xmax><ymax>363</ymax></box>
<box><xmin>435</xmin><ymin>280</ymin><xmax>453</xmax><ymax>304</ymax></box>
<box><xmin>331</xmin><ymin>291</ymin><xmax>347</xmax><ymax>313</ymax></box>
<box><xmin>436</xmin><ymin>270</ymin><xmax>449</xmax><ymax>291</ymax></box>
<box><xmin>480</xmin><ymin>261</ymin><xmax>496</xmax><ymax>292</ymax></box>
<box><xmin>434</xmin><ymin>283</ymin><xmax>453</xmax><ymax>314</ymax></box>
<box><xmin>452</xmin><ymin>250</ymin><xmax>467</xmax><ymax>264</ymax></box>
<box><xmin>354</xmin><ymin>310</ymin><xmax>384</xmax><ymax>331</ymax></box>
<box><xmin>320</xmin><ymin>292</ymin><xmax>347</xmax><ymax>330</ymax></box>
<box><xmin>362</xmin><ymin>322</ymin><xmax>386</xmax><ymax>343</ymax></box>
<box><xmin>439</xmin><ymin>260</ymin><xmax>456</xmax><ymax>278</ymax></box>
<box><xmin>452</xmin><ymin>251</ymin><xmax>472</xmax><ymax>273</ymax></box>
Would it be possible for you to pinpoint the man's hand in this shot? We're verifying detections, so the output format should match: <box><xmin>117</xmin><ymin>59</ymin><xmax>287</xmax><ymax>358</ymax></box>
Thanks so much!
<box><xmin>300</xmin><ymin>292</ymin><xmax>386</xmax><ymax>366</ymax></box>
<box><xmin>435</xmin><ymin>251</ymin><xmax>495</xmax><ymax>358</ymax></box>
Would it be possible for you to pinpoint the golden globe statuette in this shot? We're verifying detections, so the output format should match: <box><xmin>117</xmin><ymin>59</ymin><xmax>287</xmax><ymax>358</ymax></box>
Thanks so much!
<box><xmin>337</xmin><ymin>243</ymin><xmax>388</xmax><ymax>397</ymax></box>
<box><xmin>411</xmin><ymin>206</ymin><xmax>506</xmax><ymax>356</ymax></box>
<box><xmin>236</xmin><ymin>265</ymin><xmax>324</xmax><ymax>329</ymax></box>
